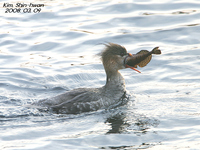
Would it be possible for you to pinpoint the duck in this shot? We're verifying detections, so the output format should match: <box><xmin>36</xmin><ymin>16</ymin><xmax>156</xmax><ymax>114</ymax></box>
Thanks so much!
<box><xmin>33</xmin><ymin>43</ymin><xmax>161</xmax><ymax>114</ymax></box>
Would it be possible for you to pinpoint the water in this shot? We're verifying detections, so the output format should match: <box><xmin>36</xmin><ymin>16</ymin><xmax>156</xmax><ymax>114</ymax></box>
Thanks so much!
<box><xmin>0</xmin><ymin>0</ymin><xmax>200</xmax><ymax>149</ymax></box>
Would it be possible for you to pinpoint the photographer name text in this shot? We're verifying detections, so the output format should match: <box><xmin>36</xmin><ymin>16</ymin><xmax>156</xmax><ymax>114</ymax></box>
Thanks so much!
<box><xmin>3</xmin><ymin>3</ymin><xmax>44</xmax><ymax>13</ymax></box>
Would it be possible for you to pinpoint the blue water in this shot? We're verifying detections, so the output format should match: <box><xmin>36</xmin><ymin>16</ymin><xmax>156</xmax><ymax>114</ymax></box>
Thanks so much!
<box><xmin>1</xmin><ymin>0</ymin><xmax>200</xmax><ymax>149</ymax></box>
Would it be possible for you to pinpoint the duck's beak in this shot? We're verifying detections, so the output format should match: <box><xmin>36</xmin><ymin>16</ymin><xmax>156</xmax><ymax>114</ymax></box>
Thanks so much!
<box><xmin>124</xmin><ymin>53</ymin><xmax>141</xmax><ymax>73</ymax></box>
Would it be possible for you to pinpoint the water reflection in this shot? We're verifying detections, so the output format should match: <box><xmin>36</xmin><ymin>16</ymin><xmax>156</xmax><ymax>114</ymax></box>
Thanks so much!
<box><xmin>105</xmin><ymin>109</ymin><xmax>160</xmax><ymax>135</ymax></box>
<box><xmin>106</xmin><ymin>112</ymin><xmax>128</xmax><ymax>134</ymax></box>
<box><xmin>99</xmin><ymin>143</ymin><xmax>157</xmax><ymax>150</ymax></box>
<box><xmin>103</xmin><ymin>110</ymin><xmax>160</xmax><ymax>149</ymax></box>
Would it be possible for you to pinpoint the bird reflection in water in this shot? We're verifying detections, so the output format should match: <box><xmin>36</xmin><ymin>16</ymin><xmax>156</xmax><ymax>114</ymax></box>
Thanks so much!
<box><xmin>105</xmin><ymin>110</ymin><xmax>160</xmax><ymax>135</ymax></box>
<box><xmin>103</xmin><ymin>110</ymin><xmax>160</xmax><ymax>149</ymax></box>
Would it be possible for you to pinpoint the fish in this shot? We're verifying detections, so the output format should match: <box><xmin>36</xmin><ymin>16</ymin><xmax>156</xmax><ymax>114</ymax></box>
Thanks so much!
<box><xmin>125</xmin><ymin>47</ymin><xmax>161</xmax><ymax>73</ymax></box>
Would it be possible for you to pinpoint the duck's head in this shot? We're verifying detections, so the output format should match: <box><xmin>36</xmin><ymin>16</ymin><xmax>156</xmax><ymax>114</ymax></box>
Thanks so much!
<box><xmin>100</xmin><ymin>43</ymin><xmax>137</xmax><ymax>74</ymax></box>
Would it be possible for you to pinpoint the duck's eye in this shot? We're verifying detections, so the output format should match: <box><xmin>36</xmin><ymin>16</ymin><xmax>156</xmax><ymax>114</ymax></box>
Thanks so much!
<box><xmin>120</xmin><ymin>52</ymin><xmax>124</xmax><ymax>56</ymax></box>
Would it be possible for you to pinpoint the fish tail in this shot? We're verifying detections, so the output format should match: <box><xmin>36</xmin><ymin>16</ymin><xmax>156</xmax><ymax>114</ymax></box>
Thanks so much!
<box><xmin>151</xmin><ymin>47</ymin><xmax>161</xmax><ymax>54</ymax></box>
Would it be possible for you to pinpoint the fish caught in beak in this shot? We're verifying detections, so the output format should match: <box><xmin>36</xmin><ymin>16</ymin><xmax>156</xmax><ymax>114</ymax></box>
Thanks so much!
<box><xmin>125</xmin><ymin>47</ymin><xmax>161</xmax><ymax>73</ymax></box>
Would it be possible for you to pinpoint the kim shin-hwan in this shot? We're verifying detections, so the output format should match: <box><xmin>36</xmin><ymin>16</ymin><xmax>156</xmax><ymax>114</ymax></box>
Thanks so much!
<box><xmin>2</xmin><ymin>3</ymin><xmax>44</xmax><ymax>8</ymax></box>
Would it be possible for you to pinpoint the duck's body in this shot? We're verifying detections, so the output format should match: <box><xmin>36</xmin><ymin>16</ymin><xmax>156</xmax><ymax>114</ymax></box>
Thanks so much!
<box><xmin>37</xmin><ymin>71</ymin><xmax>127</xmax><ymax>114</ymax></box>
<box><xmin>33</xmin><ymin>43</ymin><xmax>161</xmax><ymax>114</ymax></box>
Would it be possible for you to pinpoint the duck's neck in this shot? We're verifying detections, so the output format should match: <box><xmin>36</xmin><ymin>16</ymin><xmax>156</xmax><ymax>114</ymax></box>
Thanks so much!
<box><xmin>104</xmin><ymin>70</ymin><xmax>126</xmax><ymax>91</ymax></box>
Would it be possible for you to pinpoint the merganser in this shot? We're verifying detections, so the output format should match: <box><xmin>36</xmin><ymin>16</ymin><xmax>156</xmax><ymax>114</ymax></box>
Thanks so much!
<box><xmin>33</xmin><ymin>43</ymin><xmax>161</xmax><ymax>114</ymax></box>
